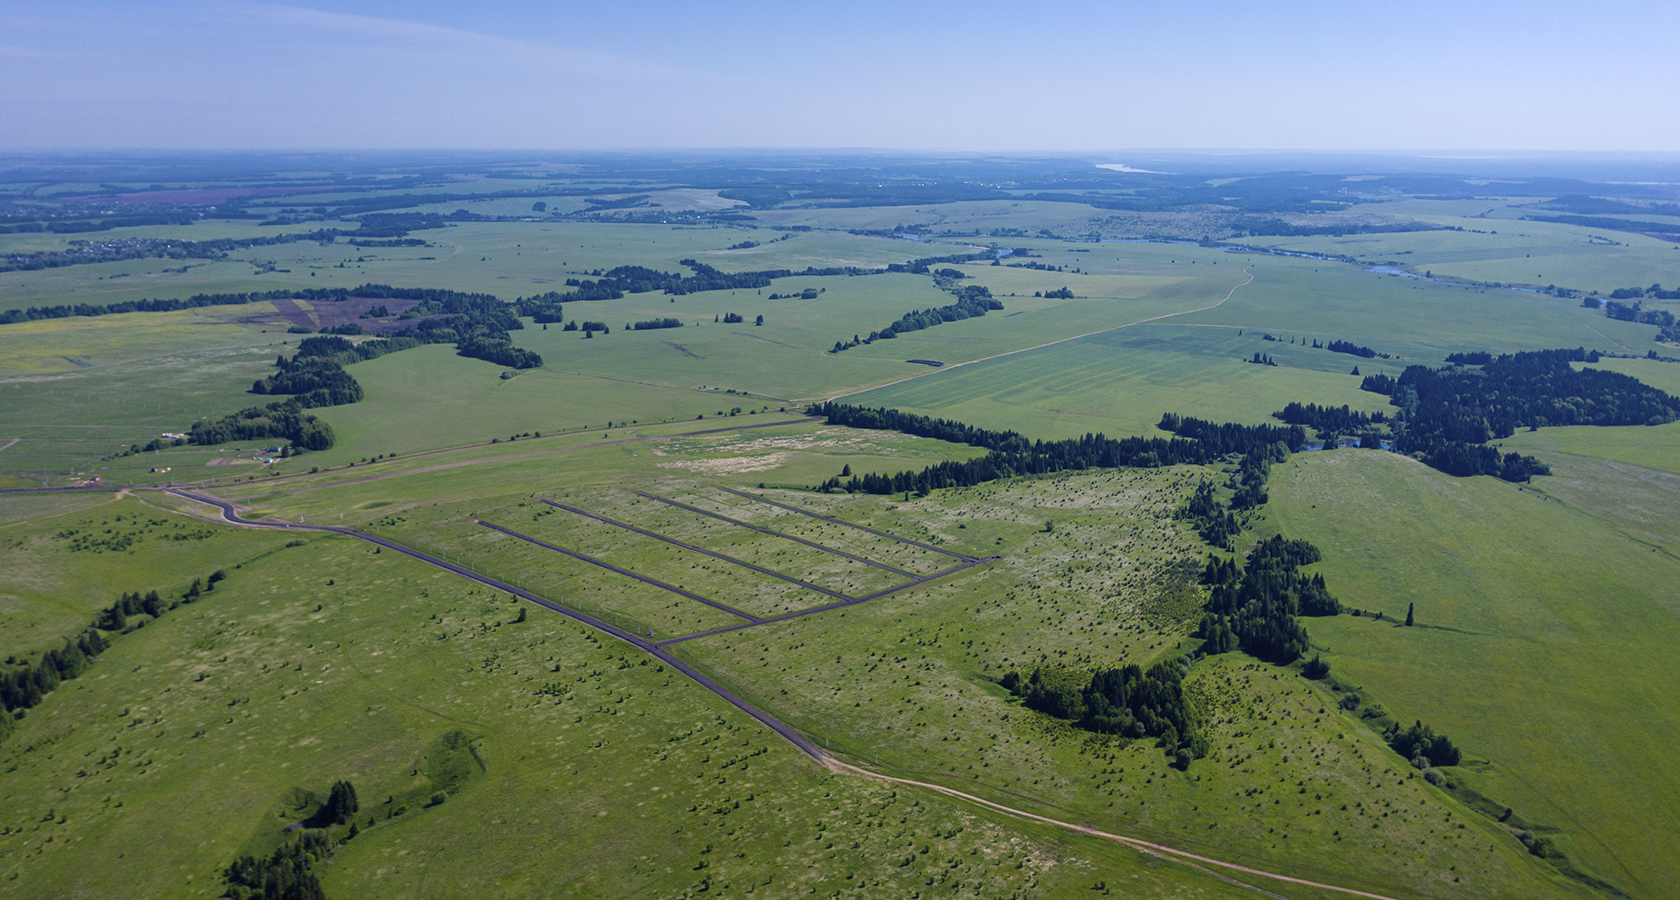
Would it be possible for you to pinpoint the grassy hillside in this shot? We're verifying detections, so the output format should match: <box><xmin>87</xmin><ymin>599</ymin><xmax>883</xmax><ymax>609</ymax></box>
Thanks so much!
<box><xmin>1266</xmin><ymin>450</ymin><xmax>1680</xmax><ymax>898</ymax></box>
<box><xmin>0</xmin><ymin>520</ymin><xmax>1265</xmax><ymax>900</ymax></box>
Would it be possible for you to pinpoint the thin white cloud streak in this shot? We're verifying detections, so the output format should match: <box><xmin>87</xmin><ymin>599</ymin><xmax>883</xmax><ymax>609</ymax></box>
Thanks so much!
<box><xmin>0</xmin><ymin>0</ymin><xmax>1677</xmax><ymax>150</ymax></box>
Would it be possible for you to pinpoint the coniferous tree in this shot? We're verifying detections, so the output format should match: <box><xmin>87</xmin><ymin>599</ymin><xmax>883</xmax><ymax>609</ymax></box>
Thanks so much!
<box><xmin>1406</xmin><ymin>602</ymin><xmax>1414</xmax><ymax>626</ymax></box>
<box><xmin>324</xmin><ymin>779</ymin><xmax>359</xmax><ymax>824</ymax></box>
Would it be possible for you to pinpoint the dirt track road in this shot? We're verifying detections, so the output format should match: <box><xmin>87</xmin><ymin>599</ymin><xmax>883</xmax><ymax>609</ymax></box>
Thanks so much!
<box><xmin>63</xmin><ymin>482</ymin><xmax>1404</xmax><ymax>900</ymax></box>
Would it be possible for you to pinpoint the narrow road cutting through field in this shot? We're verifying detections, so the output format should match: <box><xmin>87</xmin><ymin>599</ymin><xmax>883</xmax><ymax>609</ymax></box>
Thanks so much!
<box><xmin>152</xmin><ymin>485</ymin><xmax>1399</xmax><ymax>900</ymax></box>
<box><xmin>160</xmin><ymin>488</ymin><xmax>819</xmax><ymax>757</ymax></box>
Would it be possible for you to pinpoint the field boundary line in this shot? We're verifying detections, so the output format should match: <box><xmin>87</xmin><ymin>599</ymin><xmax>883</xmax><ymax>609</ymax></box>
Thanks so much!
<box><xmin>157</xmin><ymin>487</ymin><xmax>825</xmax><ymax>757</ymax></box>
<box><xmin>656</xmin><ymin>556</ymin><xmax>991</xmax><ymax>646</ymax></box>
<box><xmin>539</xmin><ymin>499</ymin><xmax>855</xmax><ymax>602</ymax></box>
<box><xmin>87</xmin><ymin>485</ymin><xmax>1399</xmax><ymax>899</ymax></box>
<box><xmin>636</xmin><ymin>491</ymin><xmax>917</xmax><ymax>577</ymax></box>
<box><xmin>824</xmin><ymin>758</ymin><xmax>1404</xmax><ymax>900</ymax></box>
<box><xmin>719</xmin><ymin>486</ymin><xmax>979</xmax><ymax>562</ymax></box>
<box><xmin>828</xmin><ymin>267</ymin><xmax>1255</xmax><ymax>402</ymax></box>
<box><xmin>477</xmin><ymin>520</ymin><xmax>761</xmax><ymax>623</ymax></box>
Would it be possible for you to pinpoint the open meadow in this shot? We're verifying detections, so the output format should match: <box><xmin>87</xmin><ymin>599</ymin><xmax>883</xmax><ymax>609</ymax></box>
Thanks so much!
<box><xmin>7</xmin><ymin>152</ymin><xmax>1680</xmax><ymax>900</ymax></box>
<box><xmin>1266</xmin><ymin>450</ymin><xmax>1680</xmax><ymax>898</ymax></box>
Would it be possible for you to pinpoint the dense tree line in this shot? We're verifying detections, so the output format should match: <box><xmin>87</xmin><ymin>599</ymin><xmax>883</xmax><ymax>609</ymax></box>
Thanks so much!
<box><xmin>885</xmin><ymin>251</ymin><xmax>996</xmax><ymax>274</ymax></box>
<box><xmin>1594</xmin><ymin>288</ymin><xmax>1680</xmax><ymax>340</ymax></box>
<box><xmin>251</xmin><ymin>333</ymin><xmax>442</xmax><ymax>409</ymax></box>
<box><xmin>1175</xmin><ymin>481</ymin><xmax>1240</xmax><ymax>549</ymax></box>
<box><xmin>223</xmin><ymin>830</ymin><xmax>331</xmax><ymax>900</ymax></box>
<box><xmin>1608</xmin><ymin>283</ymin><xmax>1680</xmax><ymax>302</ymax></box>
<box><xmin>190</xmin><ymin>401</ymin><xmax>336</xmax><ymax>451</ymax></box>
<box><xmin>1379</xmin><ymin>348</ymin><xmax>1678</xmax><ymax>480</ymax></box>
<box><xmin>0</xmin><ymin>282</ymin><xmax>515</xmax><ymax>326</ymax></box>
<box><xmin>300</xmin><ymin>288</ymin><xmax>543</xmax><ymax>370</ymax></box>
<box><xmin>343</xmin><ymin>213</ymin><xmax>450</xmax><ymax>237</ymax></box>
<box><xmin>296</xmin><ymin>334</ymin><xmax>425</xmax><ymax>363</ymax></box>
<box><xmin>1326</xmin><ymin>340</ymin><xmax>1379</xmax><ymax>359</ymax></box>
<box><xmin>1195</xmin><ymin>535</ymin><xmax>1340</xmax><ymax>664</ymax></box>
<box><xmin>252</xmin><ymin>356</ymin><xmax>364</xmax><ymax>407</ymax></box>
<box><xmin>457</xmin><ymin>328</ymin><xmax>542</xmax><ymax>367</ymax></box>
<box><xmin>1386</xmin><ymin>720</ymin><xmax>1462</xmax><ymax>767</ymax></box>
<box><xmin>829</xmin><ymin>285</ymin><xmax>1003</xmax><ymax>353</ymax></box>
<box><xmin>1274</xmin><ymin>402</ymin><xmax>1385</xmax><ymax>433</ymax></box>
<box><xmin>0</xmin><ymin>630</ymin><xmax>109</xmax><ymax>722</ymax></box>
<box><xmin>1444</xmin><ymin>351</ymin><xmax>1493</xmax><ymax>365</ymax></box>
<box><xmin>1002</xmin><ymin>661</ymin><xmax>1206</xmax><ymax>765</ymax></box>
<box><xmin>813</xmin><ymin>405</ymin><xmax>1301</xmax><ymax>496</ymax></box>
<box><xmin>1360</xmin><ymin>372</ymin><xmax>1398</xmax><ymax>394</ymax></box>
<box><xmin>0</xmin><ymin>230</ymin><xmax>327</xmax><ymax>274</ymax></box>
<box><xmin>1605</xmin><ymin>299</ymin><xmax>1678</xmax><ymax>336</ymax></box>
<box><xmin>630</xmin><ymin>318</ymin><xmax>683</xmax><ymax>330</ymax></box>
<box><xmin>514</xmin><ymin>260</ymin><xmax>865</xmax><ymax>312</ymax></box>
<box><xmin>0</xmin><ymin>219</ymin><xmax>443</xmax><ymax>275</ymax></box>
<box><xmin>1</xmin><ymin>572</ymin><xmax>226</xmax><ymax>732</ymax></box>
<box><xmin>1155</xmin><ymin>413</ymin><xmax>1304</xmax><ymax>457</ymax></box>
<box><xmin>0</xmin><ymin>285</ymin><xmax>356</xmax><ymax>325</ymax></box>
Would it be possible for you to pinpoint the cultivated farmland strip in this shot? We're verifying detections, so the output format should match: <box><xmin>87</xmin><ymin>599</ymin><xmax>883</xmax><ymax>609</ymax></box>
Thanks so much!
<box><xmin>635</xmin><ymin>491</ymin><xmax>918</xmax><ymax>577</ymax></box>
<box><xmin>719</xmin><ymin>487</ymin><xmax>979</xmax><ymax>562</ymax></box>
<box><xmin>477</xmin><ymin>520</ymin><xmax>761</xmax><ymax>622</ymax></box>
<box><xmin>655</xmin><ymin>556</ymin><xmax>992</xmax><ymax>646</ymax></box>
<box><xmin>539</xmin><ymin>499</ymin><xmax>857</xmax><ymax>603</ymax></box>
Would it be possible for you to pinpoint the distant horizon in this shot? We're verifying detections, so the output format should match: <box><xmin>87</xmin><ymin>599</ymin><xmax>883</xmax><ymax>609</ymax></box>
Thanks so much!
<box><xmin>7</xmin><ymin>148</ymin><xmax>1680</xmax><ymax>188</ymax></box>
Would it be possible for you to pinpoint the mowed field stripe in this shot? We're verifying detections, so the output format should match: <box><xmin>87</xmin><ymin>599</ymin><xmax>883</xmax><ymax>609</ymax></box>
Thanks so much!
<box><xmin>828</xmin><ymin>267</ymin><xmax>1255</xmax><ymax>401</ymax></box>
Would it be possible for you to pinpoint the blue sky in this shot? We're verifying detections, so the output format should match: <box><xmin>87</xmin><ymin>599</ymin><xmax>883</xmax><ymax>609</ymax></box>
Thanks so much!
<box><xmin>3</xmin><ymin>0</ymin><xmax>1677</xmax><ymax>151</ymax></box>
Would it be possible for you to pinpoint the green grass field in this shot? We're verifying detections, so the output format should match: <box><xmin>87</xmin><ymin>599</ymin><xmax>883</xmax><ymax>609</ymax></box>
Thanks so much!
<box><xmin>1234</xmin><ymin>197</ymin><xmax>1680</xmax><ymax>295</ymax></box>
<box><xmin>0</xmin><ymin>515</ymin><xmax>1273</xmax><ymax>900</ymax></box>
<box><xmin>849</xmin><ymin>323</ymin><xmax>1392</xmax><ymax>439</ymax></box>
<box><xmin>9</xmin><ymin>168</ymin><xmax>1680</xmax><ymax>900</ymax></box>
<box><xmin>1266</xmin><ymin>450</ymin><xmax>1680</xmax><ymax>898</ymax></box>
<box><xmin>198</xmin><ymin>441</ymin><xmax>1590</xmax><ymax>898</ymax></box>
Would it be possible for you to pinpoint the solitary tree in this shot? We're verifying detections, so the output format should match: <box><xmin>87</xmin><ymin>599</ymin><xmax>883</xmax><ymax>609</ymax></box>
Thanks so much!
<box><xmin>1405</xmin><ymin>602</ymin><xmax>1414</xmax><ymax>626</ymax></box>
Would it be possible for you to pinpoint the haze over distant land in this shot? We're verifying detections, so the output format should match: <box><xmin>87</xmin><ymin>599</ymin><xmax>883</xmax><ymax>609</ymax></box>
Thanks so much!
<box><xmin>2</xmin><ymin>0</ymin><xmax>1678</xmax><ymax>151</ymax></box>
